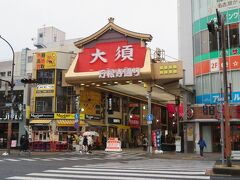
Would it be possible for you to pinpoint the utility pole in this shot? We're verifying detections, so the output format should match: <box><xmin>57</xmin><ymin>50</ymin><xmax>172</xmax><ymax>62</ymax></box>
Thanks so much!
<box><xmin>0</xmin><ymin>35</ymin><xmax>15</xmax><ymax>155</ymax></box>
<box><xmin>207</xmin><ymin>9</ymin><xmax>231</xmax><ymax>166</ymax></box>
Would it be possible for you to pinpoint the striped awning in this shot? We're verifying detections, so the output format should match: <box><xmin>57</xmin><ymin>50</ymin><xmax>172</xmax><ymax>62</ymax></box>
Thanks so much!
<box><xmin>56</xmin><ymin>120</ymin><xmax>85</xmax><ymax>127</ymax></box>
<box><xmin>29</xmin><ymin>119</ymin><xmax>52</xmax><ymax>124</ymax></box>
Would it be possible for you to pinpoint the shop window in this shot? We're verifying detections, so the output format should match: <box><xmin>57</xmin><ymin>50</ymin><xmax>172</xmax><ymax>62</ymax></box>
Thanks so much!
<box><xmin>201</xmin><ymin>30</ymin><xmax>209</xmax><ymax>54</ymax></box>
<box><xmin>35</xmin><ymin>97</ymin><xmax>53</xmax><ymax>113</ymax></box>
<box><xmin>229</xmin><ymin>23</ymin><xmax>239</xmax><ymax>48</ymax></box>
<box><xmin>36</xmin><ymin>69</ymin><xmax>55</xmax><ymax>84</ymax></box>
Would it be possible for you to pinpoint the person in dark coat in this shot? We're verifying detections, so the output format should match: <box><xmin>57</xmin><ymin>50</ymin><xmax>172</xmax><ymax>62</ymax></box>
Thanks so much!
<box><xmin>198</xmin><ymin>137</ymin><xmax>207</xmax><ymax>157</ymax></box>
<box><xmin>20</xmin><ymin>135</ymin><xmax>29</xmax><ymax>152</ymax></box>
<box><xmin>102</xmin><ymin>134</ymin><xmax>107</xmax><ymax>150</ymax></box>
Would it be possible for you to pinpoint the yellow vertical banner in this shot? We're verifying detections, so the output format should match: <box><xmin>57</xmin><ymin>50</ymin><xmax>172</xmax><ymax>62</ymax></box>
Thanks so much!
<box><xmin>36</xmin><ymin>52</ymin><xmax>56</xmax><ymax>69</ymax></box>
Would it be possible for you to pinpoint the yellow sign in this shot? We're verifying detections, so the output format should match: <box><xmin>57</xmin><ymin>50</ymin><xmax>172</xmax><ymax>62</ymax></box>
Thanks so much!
<box><xmin>36</xmin><ymin>52</ymin><xmax>56</xmax><ymax>69</ymax></box>
<box><xmin>35</xmin><ymin>84</ymin><xmax>55</xmax><ymax>97</ymax></box>
<box><xmin>160</xmin><ymin>64</ymin><xmax>177</xmax><ymax>75</ymax></box>
<box><xmin>54</xmin><ymin>113</ymin><xmax>85</xmax><ymax>120</ymax></box>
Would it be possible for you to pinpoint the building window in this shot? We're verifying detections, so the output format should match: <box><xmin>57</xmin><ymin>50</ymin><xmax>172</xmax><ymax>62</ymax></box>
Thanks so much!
<box><xmin>27</xmin><ymin>56</ymin><xmax>33</xmax><ymax>63</ymax></box>
<box><xmin>219</xmin><ymin>26</ymin><xmax>229</xmax><ymax>50</ymax></box>
<box><xmin>36</xmin><ymin>69</ymin><xmax>55</xmax><ymax>84</ymax></box>
<box><xmin>193</xmin><ymin>32</ymin><xmax>201</xmax><ymax>57</ymax></box>
<box><xmin>35</xmin><ymin>97</ymin><xmax>53</xmax><ymax>113</ymax></box>
<box><xmin>0</xmin><ymin>72</ymin><xmax>6</xmax><ymax>77</ymax></box>
<box><xmin>7</xmin><ymin>71</ymin><xmax>11</xmax><ymax>77</ymax></box>
<box><xmin>229</xmin><ymin>23</ymin><xmax>239</xmax><ymax>48</ymax></box>
<box><xmin>39</xmin><ymin>33</ymin><xmax>43</xmax><ymax>38</ymax></box>
<box><xmin>209</xmin><ymin>32</ymin><xmax>218</xmax><ymax>52</ymax></box>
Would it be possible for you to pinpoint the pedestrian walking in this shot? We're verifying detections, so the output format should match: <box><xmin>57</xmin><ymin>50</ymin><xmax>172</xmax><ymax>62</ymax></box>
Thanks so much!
<box><xmin>142</xmin><ymin>135</ymin><xmax>148</xmax><ymax>151</ymax></box>
<box><xmin>87</xmin><ymin>135</ymin><xmax>93</xmax><ymax>154</ymax></box>
<box><xmin>78</xmin><ymin>134</ymin><xmax>84</xmax><ymax>154</ymax></box>
<box><xmin>102</xmin><ymin>134</ymin><xmax>107</xmax><ymax>150</ymax></box>
<box><xmin>198</xmin><ymin>137</ymin><xmax>207</xmax><ymax>157</ymax></box>
<box><xmin>83</xmin><ymin>135</ymin><xmax>88</xmax><ymax>153</ymax></box>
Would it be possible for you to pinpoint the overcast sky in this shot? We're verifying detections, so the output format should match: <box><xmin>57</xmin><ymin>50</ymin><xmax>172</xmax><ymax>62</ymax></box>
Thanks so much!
<box><xmin>0</xmin><ymin>0</ymin><xmax>178</xmax><ymax>61</ymax></box>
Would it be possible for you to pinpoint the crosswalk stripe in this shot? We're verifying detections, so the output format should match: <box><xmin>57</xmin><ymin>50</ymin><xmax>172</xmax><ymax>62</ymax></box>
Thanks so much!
<box><xmin>28</xmin><ymin>171</ymin><xmax>210</xmax><ymax>180</ymax></box>
<box><xmin>47</xmin><ymin>158</ymin><xmax>65</xmax><ymax>161</ymax></box>
<box><xmin>8</xmin><ymin>174</ymin><xmax>164</xmax><ymax>180</ymax></box>
<box><xmin>59</xmin><ymin>167</ymin><xmax>206</xmax><ymax>175</ymax></box>
<box><xmin>73</xmin><ymin>165</ymin><xmax>207</xmax><ymax>171</ymax></box>
<box><xmin>18</xmin><ymin>158</ymin><xmax>36</xmax><ymax>161</ymax></box>
<box><xmin>5</xmin><ymin>158</ymin><xmax>20</xmax><ymax>161</ymax></box>
<box><xmin>6</xmin><ymin>176</ymin><xmax>71</xmax><ymax>180</ymax></box>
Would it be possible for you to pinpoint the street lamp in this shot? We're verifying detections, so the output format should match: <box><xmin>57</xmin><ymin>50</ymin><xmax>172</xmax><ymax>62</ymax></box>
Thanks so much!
<box><xmin>0</xmin><ymin>35</ymin><xmax>15</xmax><ymax>155</ymax></box>
<box><xmin>207</xmin><ymin>9</ymin><xmax>232</xmax><ymax>167</ymax></box>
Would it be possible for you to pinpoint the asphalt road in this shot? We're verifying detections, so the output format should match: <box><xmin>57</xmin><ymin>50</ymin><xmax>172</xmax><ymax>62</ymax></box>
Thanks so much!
<box><xmin>0</xmin><ymin>151</ymin><xmax>239</xmax><ymax>180</ymax></box>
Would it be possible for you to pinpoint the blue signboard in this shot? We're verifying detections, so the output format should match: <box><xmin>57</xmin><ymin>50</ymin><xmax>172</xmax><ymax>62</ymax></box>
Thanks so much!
<box><xmin>196</xmin><ymin>91</ymin><xmax>240</xmax><ymax>104</ymax></box>
<box><xmin>74</xmin><ymin>113</ymin><xmax>79</xmax><ymax>120</ymax></box>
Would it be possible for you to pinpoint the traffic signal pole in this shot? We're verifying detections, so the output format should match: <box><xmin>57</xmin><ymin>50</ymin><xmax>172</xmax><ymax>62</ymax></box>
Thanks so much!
<box><xmin>220</xmin><ymin>14</ymin><xmax>232</xmax><ymax>167</ymax></box>
<box><xmin>147</xmin><ymin>84</ymin><xmax>152</xmax><ymax>155</ymax></box>
<box><xmin>207</xmin><ymin>9</ymin><xmax>232</xmax><ymax>167</ymax></box>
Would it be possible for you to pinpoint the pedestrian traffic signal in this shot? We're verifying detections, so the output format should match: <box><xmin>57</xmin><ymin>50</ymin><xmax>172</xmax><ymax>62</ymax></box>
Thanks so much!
<box><xmin>21</xmin><ymin>78</ymin><xmax>38</xmax><ymax>84</ymax></box>
<box><xmin>209</xmin><ymin>105</ymin><xmax>215</xmax><ymax>116</ymax></box>
<box><xmin>203</xmin><ymin>105</ymin><xmax>208</xmax><ymax>115</ymax></box>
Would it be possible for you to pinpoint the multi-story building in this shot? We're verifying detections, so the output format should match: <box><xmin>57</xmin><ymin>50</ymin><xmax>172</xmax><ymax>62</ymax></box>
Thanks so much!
<box><xmin>178</xmin><ymin>0</ymin><xmax>240</xmax><ymax>153</ymax></box>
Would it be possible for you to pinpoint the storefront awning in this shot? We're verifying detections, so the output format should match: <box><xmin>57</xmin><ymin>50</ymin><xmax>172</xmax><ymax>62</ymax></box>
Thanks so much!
<box><xmin>56</xmin><ymin>120</ymin><xmax>85</xmax><ymax>127</ymax></box>
<box><xmin>30</xmin><ymin>119</ymin><xmax>52</xmax><ymax>124</ymax></box>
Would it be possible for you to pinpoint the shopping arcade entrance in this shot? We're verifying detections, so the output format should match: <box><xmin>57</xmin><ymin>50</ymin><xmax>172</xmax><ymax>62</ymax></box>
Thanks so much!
<box><xmin>64</xmin><ymin>18</ymin><xmax>183</xmax><ymax>151</ymax></box>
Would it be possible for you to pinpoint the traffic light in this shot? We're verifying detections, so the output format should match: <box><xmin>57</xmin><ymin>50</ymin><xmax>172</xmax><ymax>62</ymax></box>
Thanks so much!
<box><xmin>175</xmin><ymin>96</ymin><xmax>180</xmax><ymax>106</ymax></box>
<box><xmin>21</xmin><ymin>78</ymin><xmax>38</xmax><ymax>84</ymax></box>
<box><xmin>207</xmin><ymin>20</ymin><xmax>216</xmax><ymax>33</ymax></box>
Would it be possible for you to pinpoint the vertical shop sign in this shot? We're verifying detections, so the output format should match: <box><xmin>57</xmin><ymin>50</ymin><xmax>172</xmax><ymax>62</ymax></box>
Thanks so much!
<box><xmin>156</xmin><ymin>129</ymin><xmax>162</xmax><ymax>150</ymax></box>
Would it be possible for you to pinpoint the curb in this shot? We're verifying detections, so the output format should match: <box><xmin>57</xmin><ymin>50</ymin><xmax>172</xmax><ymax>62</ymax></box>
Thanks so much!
<box><xmin>213</xmin><ymin>165</ymin><xmax>240</xmax><ymax>176</ymax></box>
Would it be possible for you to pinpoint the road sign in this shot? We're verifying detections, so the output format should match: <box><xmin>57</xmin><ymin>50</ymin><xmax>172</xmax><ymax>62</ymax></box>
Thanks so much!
<box><xmin>74</xmin><ymin>113</ymin><xmax>79</xmax><ymax>120</ymax></box>
<box><xmin>146</xmin><ymin>114</ymin><xmax>153</xmax><ymax>122</ymax></box>
<box><xmin>74</xmin><ymin>122</ymin><xmax>79</xmax><ymax>129</ymax></box>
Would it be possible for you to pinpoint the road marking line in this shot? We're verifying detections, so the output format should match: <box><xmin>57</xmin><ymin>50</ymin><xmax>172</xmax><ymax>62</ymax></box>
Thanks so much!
<box><xmin>59</xmin><ymin>167</ymin><xmax>206</xmax><ymax>175</ymax></box>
